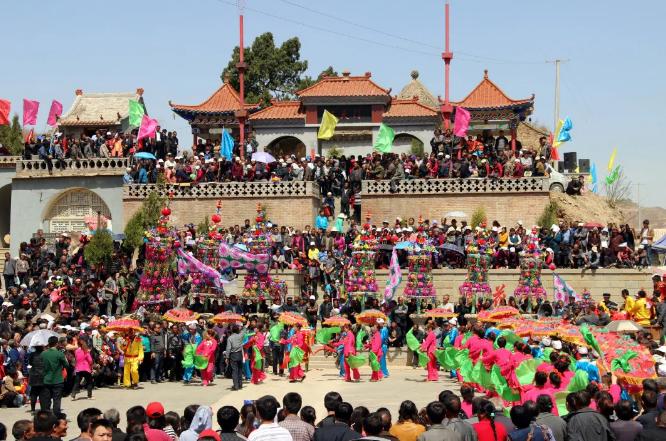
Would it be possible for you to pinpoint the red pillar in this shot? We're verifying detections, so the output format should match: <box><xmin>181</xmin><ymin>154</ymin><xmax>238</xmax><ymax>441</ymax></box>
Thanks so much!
<box><xmin>440</xmin><ymin>1</ymin><xmax>453</xmax><ymax>129</ymax></box>
<box><xmin>236</xmin><ymin>13</ymin><xmax>248</xmax><ymax>160</ymax></box>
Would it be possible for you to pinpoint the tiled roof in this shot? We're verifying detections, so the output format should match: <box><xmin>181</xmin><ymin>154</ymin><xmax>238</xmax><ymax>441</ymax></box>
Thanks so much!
<box><xmin>297</xmin><ymin>72</ymin><xmax>390</xmax><ymax>98</ymax></box>
<box><xmin>452</xmin><ymin>70</ymin><xmax>534</xmax><ymax>109</ymax></box>
<box><xmin>170</xmin><ymin>81</ymin><xmax>258</xmax><ymax>114</ymax></box>
<box><xmin>249</xmin><ymin>101</ymin><xmax>304</xmax><ymax>121</ymax></box>
<box><xmin>383</xmin><ymin>98</ymin><xmax>438</xmax><ymax>118</ymax></box>
<box><xmin>397</xmin><ymin>70</ymin><xmax>438</xmax><ymax>108</ymax></box>
<box><xmin>59</xmin><ymin>90</ymin><xmax>141</xmax><ymax>126</ymax></box>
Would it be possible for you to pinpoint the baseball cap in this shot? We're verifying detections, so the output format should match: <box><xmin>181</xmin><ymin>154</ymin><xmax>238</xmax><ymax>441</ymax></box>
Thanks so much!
<box><xmin>146</xmin><ymin>402</ymin><xmax>165</xmax><ymax>418</ymax></box>
<box><xmin>198</xmin><ymin>430</ymin><xmax>220</xmax><ymax>441</ymax></box>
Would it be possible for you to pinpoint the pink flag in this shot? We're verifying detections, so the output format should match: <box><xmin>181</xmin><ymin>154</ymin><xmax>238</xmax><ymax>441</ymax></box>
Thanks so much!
<box><xmin>0</xmin><ymin>99</ymin><xmax>10</xmax><ymax>126</ymax></box>
<box><xmin>23</xmin><ymin>99</ymin><xmax>40</xmax><ymax>126</ymax></box>
<box><xmin>453</xmin><ymin>106</ymin><xmax>471</xmax><ymax>137</ymax></box>
<box><xmin>47</xmin><ymin>100</ymin><xmax>63</xmax><ymax>126</ymax></box>
<box><xmin>137</xmin><ymin>114</ymin><xmax>158</xmax><ymax>140</ymax></box>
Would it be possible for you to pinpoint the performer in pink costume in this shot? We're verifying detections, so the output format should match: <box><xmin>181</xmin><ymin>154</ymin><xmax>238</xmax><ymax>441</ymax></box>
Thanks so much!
<box><xmin>196</xmin><ymin>330</ymin><xmax>218</xmax><ymax>386</ymax></box>
<box><xmin>342</xmin><ymin>324</ymin><xmax>360</xmax><ymax>382</ymax></box>
<box><xmin>285</xmin><ymin>324</ymin><xmax>306</xmax><ymax>382</ymax></box>
<box><xmin>463</xmin><ymin>327</ymin><xmax>493</xmax><ymax>362</ymax></box>
<box><xmin>482</xmin><ymin>336</ymin><xmax>518</xmax><ymax>388</ymax></box>
<box><xmin>368</xmin><ymin>324</ymin><xmax>383</xmax><ymax>382</ymax></box>
<box><xmin>420</xmin><ymin>322</ymin><xmax>438</xmax><ymax>382</ymax></box>
<box><xmin>244</xmin><ymin>325</ymin><xmax>267</xmax><ymax>384</ymax></box>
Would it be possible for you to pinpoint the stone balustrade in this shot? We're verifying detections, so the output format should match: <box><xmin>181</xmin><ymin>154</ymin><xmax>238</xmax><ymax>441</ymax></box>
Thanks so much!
<box><xmin>124</xmin><ymin>180</ymin><xmax>320</xmax><ymax>199</ymax></box>
<box><xmin>362</xmin><ymin>177</ymin><xmax>549</xmax><ymax>195</ymax></box>
<box><xmin>0</xmin><ymin>156</ymin><xmax>21</xmax><ymax>168</ymax></box>
<box><xmin>15</xmin><ymin>157</ymin><xmax>131</xmax><ymax>178</ymax></box>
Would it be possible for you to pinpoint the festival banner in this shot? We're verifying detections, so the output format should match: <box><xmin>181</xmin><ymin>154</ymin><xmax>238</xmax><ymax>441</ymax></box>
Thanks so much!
<box><xmin>217</xmin><ymin>242</ymin><xmax>270</xmax><ymax>274</ymax></box>
<box><xmin>128</xmin><ymin>99</ymin><xmax>145</xmax><ymax>127</ymax></box>
<box><xmin>553</xmin><ymin>117</ymin><xmax>573</xmax><ymax>147</ymax></box>
<box><xmin>137</xmin><ymin>114</ymin><xmax>158</xmax><ymax>140</ymax></box>
<box><xmin>383</xmin><ymin>248</ymin><xmax>402</xmax><ymax>302</ymax></box>
<box><xmin>221</xmin><ymin>128</ymin><xmax>234</xmax><ymax>161</ymax></box>
<box><xmin>0</xmin><ymin>99</ymin><xmax>9</xmax><ymax>125</ymax></box>
<box><xmin>606</xmin><ymin>166</ymin><xmax>620</xmax><ymax>185</ymax></box>
<box><xmin>589</xmin><ymin>163</ymin><xmax>598</xmax><ymax>193</ymax></box>
<box><xmin>47</xmin><ymin>100</ymin><xmax>63</xmax><ymax>126</ymax></box>
<box><xmin>176</xmin><ymin>249</ymin><xmax>227</xmax><ymax>288</ymax></box>
<box><xmin>373</xmin><ymin>123</ymin><xmax>395</xmax><ymax>153</ymax></box>
<box><xmin>317</xmin><ymin>110</ymin><xmax>338</xmax><ymax>140</ymax></box>
<box><xmin>607</xmin><ymin>147</ymin><xmax>618</xmax><ymax>171</ymax></box>
<box><xmin>453</xmin><ymin>106</ymin><xmax>471</xmax><ymax>137</ymax></box>
<box><xmin>23</xmin><ymin>99</ymin><xmax>39</xmax><ymax>126</ymax></box>
<box><xmin>553</xmin><ymin>272</ymin><xmax>578</xmax><ymax>303</ymax></box>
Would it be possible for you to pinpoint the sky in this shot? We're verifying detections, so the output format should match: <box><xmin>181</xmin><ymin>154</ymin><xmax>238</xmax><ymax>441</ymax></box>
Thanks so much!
<box><xmin>2</xmin><ymin>0</ymin><xmax>665</xmax><ymax>207</ymax></box>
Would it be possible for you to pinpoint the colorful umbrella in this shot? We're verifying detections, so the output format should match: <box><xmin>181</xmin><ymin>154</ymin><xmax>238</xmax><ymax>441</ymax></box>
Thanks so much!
<box><xmin>278</xmin><ymin>311</ymin><xmax>308</xmax><ymax>327</ymax></box>
<box><xmin>163</xmin><ymin>308</ymin><xmax>200</xmax><ymax>323</ymax></box>
<box><xmin>105</xmin><ymin>318</ymin><xmax>145</xmax><ymax>333</ymax></box>
<box><xmin>424</xmin><ymin>308</ymin><xmax>457</xmax><ymax>319</ymax></box>
<box><xmin>323</xmin><ymin>315</ymin><xmax>351</xmax><ymax>327</ymax></box>
<box><xmin>483</xmin><ymin>306</ymin><xmax>520</xmax><ymax>321</ymax></box>
<box><xmin>356</xmin><ymin>309</ymin><xmax>388</xmax><ymax>325</ymax></box>
<box><xmin>605</xmin><ymin>320</ymin><xmax>643</xmax><ymax>333</ymax></box>
<box><xmin>211</xmin><ymin>311</ymin><xmax>246</xmax><ymax>324</ymax></box>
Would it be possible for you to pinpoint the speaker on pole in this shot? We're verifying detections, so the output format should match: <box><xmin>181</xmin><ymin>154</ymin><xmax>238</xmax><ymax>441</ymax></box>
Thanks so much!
<box><xmin>563</xmin><ymin>152</ymin><xmax>577</xmax><ymax>171</ymax></box>
<box><xmin>557</xmin><ymin>161</ymin><xmax>565</xmax><ymax>173</ymax></box>
<box><xmin>578</xmin><ymin>159</ymin><xmax>590</xmax><ymax>173</ymax></box>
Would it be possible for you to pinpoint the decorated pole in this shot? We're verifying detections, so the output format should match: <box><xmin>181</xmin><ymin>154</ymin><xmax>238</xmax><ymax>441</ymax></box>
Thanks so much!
<box><xmin>236</xmin><ymin>1</ymin><xmax>248</xmax><ymax>160</ymax></box>
<box><xmin>441</xmin><ymin>1</ymin><xmax>454</xmax><ymax>129</ymax></box>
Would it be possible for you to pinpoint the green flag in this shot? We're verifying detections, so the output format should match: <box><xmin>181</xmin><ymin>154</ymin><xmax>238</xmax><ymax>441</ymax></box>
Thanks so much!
<box><xmin>316</xmin><ymin>327</ymin><xmax>341</xmax><ymax>345</ymax></box>
<box><xmin>317</xmin><ymin>110</ymin><xmax>338</xmax><ymax>140</ymax></box>
<box><xmin>373</xmin><ymin>123</ymin><xmax>395</xmax><ymax>153</ymax></box>
<box><xmin>611</xmin><ymin>350</ymin><xmax>638</xmax><ymax>373</ymax></box>
<box><xmin>605</xmin><ymin>165</ymin><xmax>621</xmax><ymax>185</ymax></box>
<box><xmin>129</xmin><ymin>99</ymin><xmax>145</xmax><ymax>127</ymax></box>
<box><xmin>579</xmin><ymin>325</ymin><xmax>604</xmax><ymax>359</ymax></box>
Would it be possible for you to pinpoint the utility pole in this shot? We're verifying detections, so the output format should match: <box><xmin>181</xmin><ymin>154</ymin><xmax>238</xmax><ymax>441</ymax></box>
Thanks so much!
<box><xmin>236</xmin><ymin>0</ymin><xmax>248</xmax><ymax>161</ymax></box>
<box><xmin>546</xmin><ymin>59</ymin><xmax>569</xmax><ymax>132</ymax></box>
<box><xmin>440</xmin><ymin>1</ymin><xmax>454</xmax><ymax>129</ymax></box>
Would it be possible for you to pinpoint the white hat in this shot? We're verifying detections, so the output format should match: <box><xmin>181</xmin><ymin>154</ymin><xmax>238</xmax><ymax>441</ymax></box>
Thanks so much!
<box><xmin>578</xmin><ymin>346</ymin><xmax>588</xmax><ymax>355</ymax></box>
<box><xmin>376</xmin><ymin>318</ymin><xmax>385</xmax><ymax>324</ymax></box>
<box><xmin>331</xmin><ymin>308</ymin><xmax>340</xmax><ymax>315</ymax></box>
<box><xmin>541</xmin><ymin>337</ymin><xmax>551</xmax><ymax>347</ymax></box>
<box><xmin>283</xmin><ymin>246</ymin><xmax>291</xmax><ymax>251</ymax></box>
<box><xmin>396</xmin><ymin>217</ymin><xmax>402</xmax><ymax>222</ymax></box>
<box><xmin>510</xmin><ymin>247</ymin><xmax>516</xmax><ymax>253</ymax></box>
<box><xmin>619</xmin><ymin>242</ymin><xmax>627</xmax><ymax>248</ymax></box>
<box><xmin>491</xmin><ymin>226</ymin><xmax>498</xmax><ymax>232</ymax></box>
<box><xmin>447</xmin><ymin>227</ymin><xmax>455</xmax><ymax>234</ymax></box>
<box><xmin>551</xmin><ymin>224</ymin><xmax>560</xmax><ymax>232</ymax></box>
<box><xmin>448</xmin><ymin>318</ymin><xmax>458</xmax><ymax>326</ymax></box>
<box><xmin>445</xmin><ymin>155</ymin><xmax>451</xmax><ymax>159</ymax></box>
<box><xmin>396</xmin><ymin>228</ymin><xmax>402</xmax><ymax>233</ymax></box>
<box><xmin>310</xmin><ymin>241</ymin><xmax>315</xmax><ymax>245</ymax></box>
<box><xmin>552</xmin><ymin>340</ymin><xmax>562</xmax><ymax>350</ymax></box>
<box><xmin>517</xmin><ymin>220</ymin><xmax>523</xmax><ymax>225</ymax></box>
<box><xmin>157</xmin><ymin>158</ymin><xmax>164</xmax><ymax>163</ymax></box>
<box><xmin>406</xmin><ymin>227</ymin><xmax>413</xmax><ymax>232</ymax></box>
<box><xmin>309</xmin><ymin>295</ymin><xmax>316</xmax><ymax>300</ymax></box>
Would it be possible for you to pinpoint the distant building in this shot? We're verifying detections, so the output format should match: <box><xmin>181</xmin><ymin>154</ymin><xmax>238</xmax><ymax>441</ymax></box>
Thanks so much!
<box><xmin>58</xmin><ymin>88</ymin><xmax>146</xmax><ymax>137</ymax></box>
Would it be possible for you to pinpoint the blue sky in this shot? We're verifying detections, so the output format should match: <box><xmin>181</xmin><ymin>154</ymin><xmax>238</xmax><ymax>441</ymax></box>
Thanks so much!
<box><xmin>3</xmin><ymin>0</ymin><xmax>665</xmax><ymax>206</ymax></box>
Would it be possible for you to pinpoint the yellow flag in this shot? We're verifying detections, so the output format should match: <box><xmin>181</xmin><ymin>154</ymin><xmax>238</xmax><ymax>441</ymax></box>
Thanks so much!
<box><xmin>552</xmin><ymin>119</ymin><xmax>564</xmax><ymax>147</ymax></box>
<box><xmin>607</xmin><ymin>148</ymin><xmax>617</xmax><ymax>171</ymax></box>
<box><xmin>317</xmin><ymin>110</ymin><xmax>338</xmax><ymax>140</ymax></box>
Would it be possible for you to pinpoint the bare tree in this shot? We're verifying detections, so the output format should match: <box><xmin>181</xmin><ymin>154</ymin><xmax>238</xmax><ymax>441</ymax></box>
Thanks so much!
<box><xmin>605</xmin><ymin>168</ymin><xmax>632</xmax><ymax>208</ymax></box>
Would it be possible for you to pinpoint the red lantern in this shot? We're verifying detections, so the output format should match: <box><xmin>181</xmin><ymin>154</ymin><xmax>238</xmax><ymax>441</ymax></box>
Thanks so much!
<box><xmin>161</xmin><ymin>207</ymin><xmax>172</xmax><ymax>216</ymax></box>
<box><xmin>211</xmin><ymin>214</ymin><xmax>221</xmax><ymax>224</ymax></box>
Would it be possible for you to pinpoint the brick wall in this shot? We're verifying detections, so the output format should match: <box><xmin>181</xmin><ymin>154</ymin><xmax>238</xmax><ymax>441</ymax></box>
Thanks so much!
<box><xmin>363</xmin><ymin>192</ymin><xmax>550</xmax><ymax>226</ymax></box>
<box><xmin>124</xmin><ymin>196</ymin><xmax>320</xmax><ymax>230</ymax></box>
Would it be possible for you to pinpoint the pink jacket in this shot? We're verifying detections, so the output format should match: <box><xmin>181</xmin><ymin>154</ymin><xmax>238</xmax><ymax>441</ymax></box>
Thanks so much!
<box><xmin>420</xmin><ymin>331</ymin><xmax>437</xmax><ymax>355</ymax></box>
<box><xmin>370</xmin><ymin>332</ymin><xmax>383</xmax><ymax>358</ymax></box>
<box><xmin>343</xmin><ymin>332</ymin><xmax>356</xmax><ymax>356</ymax></box>
<box><xmin>74</xmin><ymin>348</ymin><xmax>93</xmax><ymax>373</ymax></box>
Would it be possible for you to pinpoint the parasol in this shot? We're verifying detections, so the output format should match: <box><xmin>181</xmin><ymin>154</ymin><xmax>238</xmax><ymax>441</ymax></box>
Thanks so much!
<box><xmin>584</xmin><ymin>222</ymin><xmax>604</xmax><ymax>229</ymax></box>
<box><xmin>134</xmin><ymin>152</ymin><xmax>157</xmax><ymax>160</ymax></box>
<box><xmin>105</xmin><ymin>318</ymin><xmax>145</xmax><ymax>333</ymax></box>
<box><xmin>278</xmin><ymin>311</ymin><xmax>308</xmax><ymax>327</ymax></box>
<box><xmin>478</xmin><ymin>306</ymin><xmax>520</xmax><ymax>322</ymax></box>
<box><xmin>424</xmin><ymin>308</ymin><xmax>457</xmax><ymax>319</ymax></box>
<box><xmin>211</xmin><ymin>311</ymin><xmax>246</xmax><ymax>324</ymax></box>
<box><xmin>605</xmin><ymin>320</ymin><xmax>643</xmax><ymax>333</ymax></box>
<box><xmin>251</xmin><ymin>151</ymin><xmax>276</xmax><ymax>164</ymax></box>
<box><xmin>355</xmin><ymin>309</ymin><xmax>388</xmax><ymax>325</ymax></box>
<box><xmin>20</xmin><ymin>329</ymin><xmax>61</xmax><ymax>347</ymax></box>
<box><xmin>323</xmin><ymin>315</ymin><xmax>351</xmax><ymax>327</ymax></box>
<box><xmin>163</xmin><ymin>308</ymin><xmax>200</xmax><ymax>323</ymax></box>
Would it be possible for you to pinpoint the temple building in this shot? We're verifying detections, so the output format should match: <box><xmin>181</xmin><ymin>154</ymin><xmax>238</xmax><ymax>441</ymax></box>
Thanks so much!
<box><xmin>249</xmin><ymin>71</ymin><xmax>439</xmax><ymax>157</ymax></box>
<box><xmin>58</xmin><ymin>88</ymin><xmax>146</xmax><ymax>137</ymax></box>
<box><xmin>169</xmin><ymin>77</ymin><xmax>260</xmax><ymax>147</ymax></box>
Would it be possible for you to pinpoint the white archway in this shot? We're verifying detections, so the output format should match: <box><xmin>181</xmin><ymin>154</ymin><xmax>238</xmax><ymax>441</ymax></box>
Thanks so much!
<box><xmin>44</xmin><ymin>188</ymin><xmax>112</xmax><ymax>233</ymax></box>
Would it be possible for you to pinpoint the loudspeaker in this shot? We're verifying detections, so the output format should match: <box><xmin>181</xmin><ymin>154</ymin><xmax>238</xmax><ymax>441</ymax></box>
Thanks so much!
<box><xmin>578</xmin><ymin>159</ymin><xmax>590</xmax><ymax>173</ymax></box>
<box><xmin>563</xmin><ymin>152</ymin><xmax>577</xmax><ymax>171</ymax></box>
<box><xmin>557</xmin><ymin>161</ymin><xmax>564</xmax><ymax>173</ymax></box>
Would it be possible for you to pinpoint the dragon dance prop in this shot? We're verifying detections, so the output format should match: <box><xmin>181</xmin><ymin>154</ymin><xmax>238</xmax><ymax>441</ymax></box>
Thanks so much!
<box><xmin>404</xmin><ymin>242</ymin><xmax>437</xmax><ymax>300</ymax></box>
<box><xmin>238</xmin><ymin>204</ymin><xmax>276</xmax><ymax>300</ymax></box>
<box><xmin>513</xmin><ymin>228</ymin><xmax>547</xmax><ymax>301</ymax></box>
<box><xmin>189</xmin><ymin>203</ymin><xmax>227</xmax><ymax>297</ymax></box>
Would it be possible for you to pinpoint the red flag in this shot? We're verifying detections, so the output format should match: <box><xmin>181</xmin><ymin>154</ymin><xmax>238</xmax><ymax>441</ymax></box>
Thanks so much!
<box><xmin>0</xmin><ymin>99</ymin><xmax>10</xmax><ymax>126</ymax></box>
<box><xmin>23</xmin><ymin>99</ymin><xmax>39</xmax><ymax>125</ymax></box>
<box><xmin>137</xmin><ymin>114</ymin><xmax>158</xmax><ymax>141</ymax></box>
<box><xmin>24</xmin><ymin>128</ymin><xmax>34</xmax><ymax>143</ymax></box>
<box><xmin>47</xmin><ymin>100</ymin><xmax>63</xmax><ymax>126</ymax></box>
<box><xmin>453</xmin><ymin>107</ymin><xmax>471</xmax><ymax>137</ymax></box>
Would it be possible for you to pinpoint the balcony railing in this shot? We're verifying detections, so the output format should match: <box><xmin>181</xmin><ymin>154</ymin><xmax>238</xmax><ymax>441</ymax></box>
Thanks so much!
<box><xmin>15</xmin><ymin>158</ymin><xmax>130</xmax><ymax>178</ymax></box>
<box><xmin>124</xmin><ymin>180</ymin><xmax>320</xmax><ymax>199</ymax></box>
<box><xmin>362</xmin><ymin>177</ymin><xmax>549</xmax><ymax>195</ymax></box>
<box><xmin>0</xmin><ymin>156</ymin><xmax>21</xmax><ymax>168</ymax></box>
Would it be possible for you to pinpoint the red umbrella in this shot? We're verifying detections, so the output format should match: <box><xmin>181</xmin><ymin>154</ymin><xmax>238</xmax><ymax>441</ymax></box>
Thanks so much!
<box><xmin>211</xmin><ymin>312</ymin><xmax>246</xmax><ymax>324</ymax></box>
<box><xmin>163</xmin><ymin>308</ymin><xmax>200</xmax><ymax>323</ymax></box>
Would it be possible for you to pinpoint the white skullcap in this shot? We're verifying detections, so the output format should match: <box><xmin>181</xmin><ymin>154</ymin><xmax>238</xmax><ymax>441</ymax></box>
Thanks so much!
<box><xmin>448</xmin><ymin>318</ymin><xmax>458</xmax><ymax>326</ymax></box>
<box><xmin>542</xmin><ymin>337</ymin><xmax>551</xmax><ymax>347</ymax></box>
<box><xmin>552</xmin><ymin>340</ymin><xmax>562</xmax><ymax>350</ymax></box>
<box><xmin>578</xmin><ymin>346</ymin><xmax>588</xmax><ymax>355</ymax></box>
<box><xmin>376</xmin><ymin>318</ymin><xmax>385</xmax><ymax>324</ymax></box>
